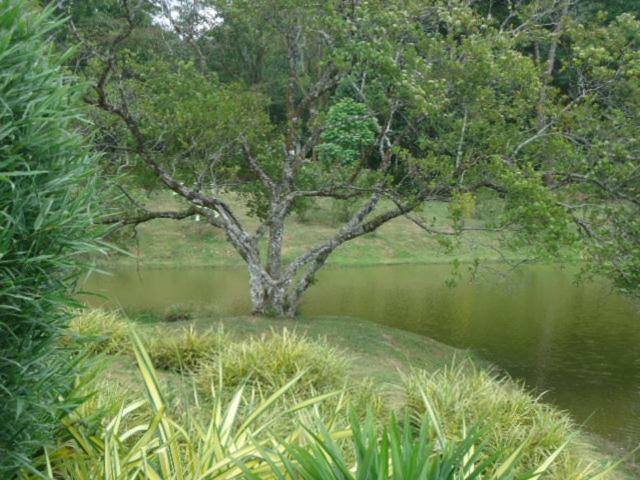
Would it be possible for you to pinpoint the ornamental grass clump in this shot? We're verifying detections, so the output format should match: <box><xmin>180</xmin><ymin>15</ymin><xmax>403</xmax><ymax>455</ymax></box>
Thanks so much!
<box><xmin>401</xmin><ymin>361</ymin><xmax>606</xmax><ymax>479</ymax></box>
<box><xmin>146</xmin><ymin>325</ymin><xmax>229</xmax><ymax>371</ymax></box>
<box><xmin>163</xmin><ymin>303</ymin><xmax>194</xmax><ymax>322</ymax></box>
<box><xmin>197</xmin><ymin>329</ymin><xmax>348</xmax><ymax>396</ymax></box>
<box><xmin>20</xmin><ymin>330</ymin><xmax>585</xmax><ymax>480</ymax></box>
<box><xmin>68</xmin><ymin>310</ymin><xmax>131</xmax><ymax>355</ymax></box>
<box><xmin>19</xmin><ymin>331</ymin><xmax>348</xmax><ymax>480</ymax></box>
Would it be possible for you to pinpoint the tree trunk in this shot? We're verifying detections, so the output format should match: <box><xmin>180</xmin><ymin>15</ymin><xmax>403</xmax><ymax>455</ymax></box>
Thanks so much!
<box><xmin>248</xmin><ymin>259</ymin><xmax>292</xmax><ymax>317</ymax></box>
<box><xmin>267</xmin><ymin>217</ymin><xmax>284</xmax><ymax>278</ymax></box>
<box><xmin>248</xmin><ymin>262</ymin><xmax>268</xmax><ymax>314</ymax></box>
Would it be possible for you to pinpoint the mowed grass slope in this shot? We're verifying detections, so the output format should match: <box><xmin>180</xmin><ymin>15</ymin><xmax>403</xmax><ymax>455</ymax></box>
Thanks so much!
<box><xmin>106</xmin><ymin>192</ymin><xmax>540</xmax><ymax>267</ymax></box>
<box><xmin>73</xmin><ymin>310</ymin><xmax>470</xmax><ymax>389</ymax></box>
<box><xmin>193</xmin><ymin>314</ymin><xmax>469</xmax><ymax>383</ymax></box>
<box><xmin>66</xmin><ymin>310</ymin><xmax>628</xmax><ymax>479</ymax></box>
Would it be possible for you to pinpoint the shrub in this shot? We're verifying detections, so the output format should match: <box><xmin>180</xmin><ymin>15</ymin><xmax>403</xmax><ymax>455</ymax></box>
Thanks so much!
<box><xmin>146</xmin><ymin>325</ymin><xmax>228</xmax><ymax>370</ymax></box>
<box><xmin>197</xmin><ymin>329</ymin><xmax>348</xmax><ymax>396</ymax></box>
<box><xmin>21</xmin><ymin>331</ymin><xmax>583</xmax><ymax>480</ymax></box>
<box><xmin>20</xmin><ymin>331</ymin><xmax>347</xmax><ymax>480</ymax></box>
<box><xmin>0</xmin><ymin>1</ymin><xmax>99</xmax><ymax>474</ymax></box>
<box><xmin>401</xmin><ymin>361</ymin><xmax>605</xmax><ymax>479</ymax></box>
<box><xmin>259</xmin><ymin>412</ymin><xmax>571</xmax><ymax>480</ymax></box>
<box><xmin>68</xmin><ymin>310</ymin><xmax>130</xmax><ymax>354</ymax></box>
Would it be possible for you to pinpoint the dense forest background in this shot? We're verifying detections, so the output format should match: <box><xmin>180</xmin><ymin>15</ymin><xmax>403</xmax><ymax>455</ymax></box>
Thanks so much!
<box><xmin>44</xmin><ymin>0</ymin><xmax>640</xmax><ymax>314</ymax></box>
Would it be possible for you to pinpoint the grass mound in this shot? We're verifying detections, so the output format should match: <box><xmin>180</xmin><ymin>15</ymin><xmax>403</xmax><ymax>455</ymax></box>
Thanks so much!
<box><xmin>68</xmin><ymin>309</ymin><xmax>130</xmax><ymax>354</ymax></box>
<box><xmin>27</xmin><ymin>333</ymin><xmax>587</xmax><ymax>480</ymax></box>
<box><xmin>197</xmin><ymin>329</ymin><xmax>348</xmax><ymax>395</ymax></box>
<box><xmin>402</xmin><ymin>361</ymin><xmax>602</xmax><ymax>478</ymax></box>
<box><xmin>65</xmin><ymin>310</ymin><xmax>622</xmax><ymax>478</ymax></box>
<box><xmin>146</xmin><ymin>325</ymin><xmax>228</xmax><ymax>371</ymax></box>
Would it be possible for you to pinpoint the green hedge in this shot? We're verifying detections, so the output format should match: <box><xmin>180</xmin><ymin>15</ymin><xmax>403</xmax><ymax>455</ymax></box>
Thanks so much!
<box><xmin>0</xmin><ymin>1</ymin><xmax>99</xmax><ymax>475</ymax></box>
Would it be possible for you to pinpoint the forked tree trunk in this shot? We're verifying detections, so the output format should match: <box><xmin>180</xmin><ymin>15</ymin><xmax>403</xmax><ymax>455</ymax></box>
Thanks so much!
<box><xmin>246</xmin><ymin>214</ymin><xmax>300</xmax><ymax>317</ymax></box>
<box><xmin>248</xmin><ymin>262</ymin><xmax>298</xmax><ymax>317</ymax></box>
<box><xmin>243</xmin><ymin>193</ymin><xmax>399</xmax><ymax>317</ymax></box>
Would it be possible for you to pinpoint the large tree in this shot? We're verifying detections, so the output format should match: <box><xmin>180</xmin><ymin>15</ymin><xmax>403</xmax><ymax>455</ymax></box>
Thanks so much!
<box><xmin>60</xmin><ymin>0</ymin><xmax>639</xmax><ymax>316</ymax></box>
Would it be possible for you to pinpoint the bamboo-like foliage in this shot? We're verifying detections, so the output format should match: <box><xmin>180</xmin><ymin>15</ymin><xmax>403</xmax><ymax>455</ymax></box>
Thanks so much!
<box><xmin>0</xmin><ymin>0</ymin><xmax>100</xmax><ymax>474</ymax></box>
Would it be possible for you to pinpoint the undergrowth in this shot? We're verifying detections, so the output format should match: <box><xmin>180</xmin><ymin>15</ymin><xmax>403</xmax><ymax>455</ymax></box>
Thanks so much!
<box><xmin>402</xmin><ymin>362</ymin><xmax>605</xmax><ymax>478</ymax></box>
<box><xmin>58</xmin><ymin>309</ymin><xmax>620</xmax><ymax>479</ymax></box>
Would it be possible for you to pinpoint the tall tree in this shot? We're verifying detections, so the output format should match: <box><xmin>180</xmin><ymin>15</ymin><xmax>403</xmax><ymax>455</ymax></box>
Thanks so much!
<box><xmin>64</xmin><ymin>0</ymin><xmax>639</xmax><ymax>316</ymax></box>
<box><xmin>0</xmin><ymin>0</ymin><xmax>100</xmax><ymax>474</ymax></box>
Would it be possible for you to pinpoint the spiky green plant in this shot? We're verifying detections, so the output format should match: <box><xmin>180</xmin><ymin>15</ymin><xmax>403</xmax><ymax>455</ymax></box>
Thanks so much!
<box><xmin>146</xmin><ymin>325</ymin><xmax>229</xmax><ymax>371</ymax></box>
<box><xmin>197</xmin><ymin>329</ymin><xmax>348</xmax><ymax>396</ymax></box>
<box><xmin>401</xmin><ymin>362</ymin><xmax>616</xmax><ymax>479</ymax></box>
<box><xmin>21</xmin><ymin>330</ymin><xmax>347</xmax><ymax>479</ymax></box>
<box><xmin>68</xmin><ymin>310</ymin><xmax>131</xmax><ymax>354</ymax></box>
<box><xmin>253</xmin><ymin>410</ymin><xmax>570</xmax><ymax>480</ymax></box>
<box><xmin>0</xmin><ymin>0</ymin><xmax>100</xmax><ymax>474</ymax></box>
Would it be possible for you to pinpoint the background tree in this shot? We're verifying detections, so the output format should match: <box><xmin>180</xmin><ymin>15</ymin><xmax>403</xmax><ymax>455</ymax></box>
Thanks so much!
<box><xmin>554</xmin><ymin>12</ymin><xmax>640</xmax><ymax>292</ymax></box>
<box><xmin>59</xmin><ymin>0</ymin><xmax>639</xmax><ymax>316</ymax></box>
<box><xmin>0</xmin><ymin>0</ymin><xmax>100</xmax><ymax>474</ymax></box>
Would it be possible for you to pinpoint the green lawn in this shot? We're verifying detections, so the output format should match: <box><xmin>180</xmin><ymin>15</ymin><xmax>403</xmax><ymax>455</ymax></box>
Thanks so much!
<box><xmin>81</xmin><ymin>310</ymin><xmax>469</xmax><ymax>401</ymax></box>
<box><xmin>191</xmin><ymin>314</ymin><xmax>474</xmax><ymax>383</ymax></box>
<box><xmin>72</xmin><ymin>310</ymin><xmax>632</xmax><ymax>479</ymax></box>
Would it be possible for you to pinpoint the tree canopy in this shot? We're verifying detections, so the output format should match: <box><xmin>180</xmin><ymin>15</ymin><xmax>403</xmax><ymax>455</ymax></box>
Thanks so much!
<box><xmin>53</xmin><ymin>0</ymin><xmax>640</xmax><ymax>314</ymax></box>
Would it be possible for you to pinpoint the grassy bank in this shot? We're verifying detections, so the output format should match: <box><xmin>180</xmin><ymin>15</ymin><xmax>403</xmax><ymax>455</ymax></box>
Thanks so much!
<box><xmin>104</xmin><ymin>192</ymin><xmax>551</xmax><ymax>268</ymax></box>
<box><xmin>190</xmin><ymin>314</ymin><xmax>473</xmax><ymax>383</ymax></box>
<box><xmin>72</xmin><ymin>309</ymin><xmax>472</xmax><ymax>396</ymax></box>
<box><xmin>60</xmin><ymin>309</ymin><xmax>627</xmax><ymax>479</ymax></box>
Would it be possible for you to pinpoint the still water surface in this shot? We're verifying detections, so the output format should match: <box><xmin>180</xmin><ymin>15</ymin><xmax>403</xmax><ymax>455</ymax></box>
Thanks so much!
<box><xmin>84</xmin><ymin>263</ymin><xmax>640</xmax><ymax>446</ymax></box>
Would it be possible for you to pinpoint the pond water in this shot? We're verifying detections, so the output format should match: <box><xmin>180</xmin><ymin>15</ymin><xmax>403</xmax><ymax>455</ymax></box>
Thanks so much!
<box><xmin>83</xmin><ymin>263</ymin><xmax>640</xmax><ymax>447</ymax></box>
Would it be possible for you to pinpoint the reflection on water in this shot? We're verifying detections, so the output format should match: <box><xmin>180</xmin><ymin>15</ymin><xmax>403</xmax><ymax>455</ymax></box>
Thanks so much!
<box><xmin>83</xmin><ymin>263</ymin><xmax>640</xmax><ymax>446</ymax></box>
